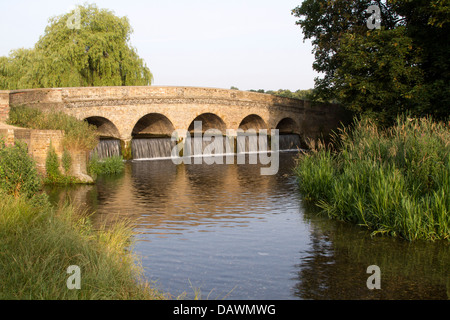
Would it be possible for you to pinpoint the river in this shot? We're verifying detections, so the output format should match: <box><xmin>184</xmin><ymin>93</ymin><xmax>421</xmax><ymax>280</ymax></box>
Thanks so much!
<box><xmin>46</xmin><ymin>152</ymin><xmax>449</xmax><ymax>300</ymax></box>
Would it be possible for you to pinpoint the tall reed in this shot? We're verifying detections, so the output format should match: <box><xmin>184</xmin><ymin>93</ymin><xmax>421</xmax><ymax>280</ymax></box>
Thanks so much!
<box><xmin>295</xmin><ymin>116</ymin><xmax>450</xmax><ymax>241</ymax></box>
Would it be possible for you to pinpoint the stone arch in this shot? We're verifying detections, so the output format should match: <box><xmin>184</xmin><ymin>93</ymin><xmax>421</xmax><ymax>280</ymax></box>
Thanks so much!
<box><xmin>188</xmin><ymin>113</ymin><xmax>226</xmax><ymax>135</ymax></box>
<box><xmin>132</xmin><ymin>113</ymin><xmax>176</xmax><ymax>137</ymax></box>
<box><xmin>238</xmin><ymin>114</ymin><xmax>268</xmax><ymax>131</ymax></box>
<box><xmin>84</xmin><ymin>116</ymin><xmax>120</xmax><ymax>139</ymax></box>
<box><xmin>236</xmin><ymin>114</ymin><xmax>269</xmax><ymax>154</ymax></box>
<box><xmin>276</xmin><ymin>117</ymin><xmax>304</xmax><ymax>150</ymax></box>
<box><xmin>276</xmin><ymin>117</ymin><xmax>300</xmax><ymax>135</ymax></box>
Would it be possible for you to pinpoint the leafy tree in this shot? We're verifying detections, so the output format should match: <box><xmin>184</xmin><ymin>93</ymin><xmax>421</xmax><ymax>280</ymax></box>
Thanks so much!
<box><xmin>292</xmin><ymin>0</ymin><xmax>450</xmax><ymax>123</ymax></box>
<box><xmin>0</xmin><ymin>3</ymin><xmax>152</xmax><ymax>89</ymax></box>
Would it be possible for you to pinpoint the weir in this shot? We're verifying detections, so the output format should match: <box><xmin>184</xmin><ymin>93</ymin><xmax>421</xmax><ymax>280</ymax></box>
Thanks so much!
<box><xmin>279</xmin><ymin>134</ymin><xmax>302</xmax><ymax>151</ymax></box>
<box><xmin>132</xmin><ymin>138</ymin><xmax>177</xmax><ymax>160</ymax></box>
<box><xmin>185</xmin><ymin>136</ymin><xmax>231</xmax><ymax>157</ymax></box>
<box><xmin>90</xmin><ymin>139</ymin><xmax>121</xmax><ymax>159</ymax></box>
<box><xmin>236</xmin><ymin>134</ymin><xmax>269</xmax><ymax>154</ymax></box>
<box><xmin>129</xmin><ymin>133</ymin><xmax>303</xmax><ymax>161</ymax></box>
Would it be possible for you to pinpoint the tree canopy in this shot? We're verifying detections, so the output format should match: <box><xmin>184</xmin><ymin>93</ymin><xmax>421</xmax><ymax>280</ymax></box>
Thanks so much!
<box><xmin>0</xmin><ymin>4</ymin><xmax>152</xmax><ymax>89</ymax></box>
<box><xmin>292</xmin><ymin>0</ymin><xmax>450</xmax><ymax>123</ymax></box>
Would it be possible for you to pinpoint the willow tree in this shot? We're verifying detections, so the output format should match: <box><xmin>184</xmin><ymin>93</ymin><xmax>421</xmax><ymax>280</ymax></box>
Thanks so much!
<box><xmin>0</xmin><ymin>4</ymin><xmax>152</xmax><ymax>89</ymax></box>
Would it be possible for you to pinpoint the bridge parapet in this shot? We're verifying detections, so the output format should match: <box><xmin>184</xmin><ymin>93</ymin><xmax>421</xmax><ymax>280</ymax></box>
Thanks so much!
<box><xmin>7</xmin><ymin>86</ymin><xmax>311</xmax><ymax>110</ymax></box>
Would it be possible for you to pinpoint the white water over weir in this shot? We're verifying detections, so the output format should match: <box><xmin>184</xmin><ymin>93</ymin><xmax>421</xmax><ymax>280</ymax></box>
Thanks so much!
<box><xmin>130</xmin><ymin>134</ymin><xmax>302</xmax><ymax>160</ymax></box>
<box><xmin>132</xmin><ymin>138</ymin><xmax>177</xmax><ymax>160</ymax></box>
<box><xmin>90</xmin><ymin>139</ymin><xmax>121</xmax><ymax>159</ymax></box>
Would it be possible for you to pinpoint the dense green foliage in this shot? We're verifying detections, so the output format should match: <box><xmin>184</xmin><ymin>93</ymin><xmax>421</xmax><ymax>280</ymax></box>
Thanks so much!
<box><xmin>45</xmin><ymin>143</ymin><xmax>62</xmax><ymax>181</ymax></box>
<box><xmin>62</xmin><ymin>148</ymin><xmax>72</xmax><ymax>175</ymax></box>
<box><xmin>250</xmin><ymin>88</ymin><xmax>315</xmax><ymax>101</ymax></box>
<box><xmin>231</xmin><ymin>87</ymin><xmax>317</xmax><ymax>101</ymax></box>
<box><xmin>0</xmin><ymin>3</ymin><xmax>152</xmax><ymax>89</ymax></box>
<box><xmin>0</xmin><ymin>140</ymin><xmax>41</xmax><ymax>197</ymax></box>
<box><xmin>88</xmin><ymin>153</ymin><xmax>125</xmax><ymax>177</ymax></box>
<box><xmin>7</xmin><ymin>105</ymin><xmax>98</xmax><ymax>151</ymax></box>
<box><xmin>295</xmin><ymin>116</ymin><xmax>450</xmax><ymax>241</ymax></box>
<box><xmin>44</xmin><ymin>143</ymin><xmax>81</xmax><ymax>184</ymax></box>
<box><xmin>292</xmin><ymin>0</ymin><xmax>450</xmax><ymax>123</ymax></box>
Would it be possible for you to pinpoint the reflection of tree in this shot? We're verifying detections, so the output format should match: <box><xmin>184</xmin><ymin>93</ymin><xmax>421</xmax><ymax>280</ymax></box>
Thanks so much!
<box><xmin>293</xmin><ymin>206</ymin><xmax>450</xmax><ymax>299</ymax></box>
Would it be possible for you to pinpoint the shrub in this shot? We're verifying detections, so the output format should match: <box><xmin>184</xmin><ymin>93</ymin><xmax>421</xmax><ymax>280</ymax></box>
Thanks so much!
<box><xmin>88</xmin><ymin>153</ymin><xmax>124</xmax><ymax>176</ymax></box>
<box><xmin>62</xmin><ymin>148</ymin><xmax>72</xmax><ymax>175</ymax></box>
<box><xmin>45</xmin><ymin>142</ymin><xmax>62</xmax><ymax>182</ymax></box>
<box><xmin>0</xmin><ymin>140</ymin><xmax>41</xmax><ymax>197</ymax></box>
<box><xmin>44</xmin><ymin>144</ymin><xmax>83</xmax><ymax>184</ymax></box>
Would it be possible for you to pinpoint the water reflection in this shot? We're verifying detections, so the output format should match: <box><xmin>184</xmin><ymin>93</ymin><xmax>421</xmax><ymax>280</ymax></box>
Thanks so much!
<box><xmin>46</xmin><ymin>153</ymin><xmax>449</xmax><ymax>300</ymax></box>
<box><xmin>296</xmin><ymin>205</ymin><xmax>449</xmax><ymax>299</ymax></box>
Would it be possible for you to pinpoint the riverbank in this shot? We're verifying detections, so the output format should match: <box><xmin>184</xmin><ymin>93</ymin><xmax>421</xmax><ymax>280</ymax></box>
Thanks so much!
<box><xmin>0</xmin><ymin>139</ymin><xmax>164</xmax><ymax>299</ymax></box>
<box><xmin>0</xmin><ymin>191</ymin><xmax>165</xmax><ymax>299</ymax></box>
<box><xmin>295</xmin><ymin>116</ymin><xmax>450</xmax><ymax>241</ymax></box>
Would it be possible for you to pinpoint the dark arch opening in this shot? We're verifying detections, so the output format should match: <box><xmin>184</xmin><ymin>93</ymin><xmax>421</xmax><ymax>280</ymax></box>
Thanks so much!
<box><xmin>84</xmin><ymin>116</ymin><xmax>120</xmax><ymax>139</ymax></box>
<box><xmin>276</xmin><ymin>118</ymin><xmax>304</xmax><ymax>150</ymax></box>
<box><xmin>132</xmin><ymin>113</ymin><xmax>176</xmax><ymax>138</ymax></box>
<box><xmin>276</xmin><ymin>118</ymin><xmax>299</xmax><ymax>135</ymax></box>
<box><xmin>237</xmin><ymin>114</ymin><xmax>269</xmax><ymax>154</ymax></box>
<box><xmin>188</xmin><ymin>113</ymin><xmax>226</xmax><ymax>135</ymax></box>
<box><xmin>238</xmin><ymin>114</ymin><xmax>267</xmax><ymax>131</ymax></box>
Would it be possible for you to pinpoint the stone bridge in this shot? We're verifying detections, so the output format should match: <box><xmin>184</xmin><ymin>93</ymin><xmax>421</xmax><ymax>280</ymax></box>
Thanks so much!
<box><xmin>1</xmin><ymin>86</ymin><xmax>350</xmax><ymax>151</ymax></box>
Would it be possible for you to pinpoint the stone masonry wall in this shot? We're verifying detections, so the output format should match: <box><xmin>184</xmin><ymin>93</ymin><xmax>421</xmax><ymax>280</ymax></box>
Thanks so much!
<box><xmin>0</xmin><ymin>91</ymin><xmax>10</xmax><ymax>122</ymax></box>
<box><xmin>0</xmin><ymin>127</ymin><xmax>92</xmax><ymax>182</ymax></box>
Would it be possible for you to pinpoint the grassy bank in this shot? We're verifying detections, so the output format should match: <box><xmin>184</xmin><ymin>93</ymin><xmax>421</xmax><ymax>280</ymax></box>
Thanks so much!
<box><xmin>0</xmin><ymin>192</ymin><xmax>164</xmax><ymax>299</ymax></box>
<box><xmin>295</xmin><ymin>116</ymin><xmax>449</xmax><ymax>241</ymax></box>
<box><xmin>0</xmin><ymin>139</ymin><xmax>164</xmax><ymax>299</ymax></box>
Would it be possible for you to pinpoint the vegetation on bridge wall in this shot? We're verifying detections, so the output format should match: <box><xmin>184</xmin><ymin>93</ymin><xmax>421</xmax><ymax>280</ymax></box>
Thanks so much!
<box><xmin>7</xmin><ymin>105</ymin><xmax>98</xmax><ymax>151</ymax></box>
<box><xmin>6</xmin><ymin>105</ymin><xmax>98</xmax><ymax>183</ymax></box>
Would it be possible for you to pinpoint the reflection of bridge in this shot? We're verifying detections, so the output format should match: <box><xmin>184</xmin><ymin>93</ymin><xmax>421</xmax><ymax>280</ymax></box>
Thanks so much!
<box><xmin>4</xmin><ymin>86</ymin><xmax>350</xmax><ymax>150</ymax></box>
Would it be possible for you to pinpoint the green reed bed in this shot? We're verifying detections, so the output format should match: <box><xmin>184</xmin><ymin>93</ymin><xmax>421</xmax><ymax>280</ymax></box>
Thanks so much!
<box><xmin>295</xmin><ymin>116</ymin><xmax>450</xmax><ymax>241</ymax></box>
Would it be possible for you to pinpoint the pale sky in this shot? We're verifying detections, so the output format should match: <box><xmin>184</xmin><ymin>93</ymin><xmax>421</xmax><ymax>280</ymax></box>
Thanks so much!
<box><xmin>0</xmin><ymin>0</ymin><xmax>318</xmax><ymax>91</ymax></box>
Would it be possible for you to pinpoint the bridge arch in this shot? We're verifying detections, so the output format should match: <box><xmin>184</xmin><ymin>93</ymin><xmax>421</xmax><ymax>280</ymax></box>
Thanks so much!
<box><xmin>132</xmin><ymin>113</ymin><xmax>176</xmax><ymax>137</ymax></box>
<box><xmin>276</xmin><ymin>117</ymin><xmax>300</xmax><ymax>135</ymax></box>
<box><xmin>84</xmin><ymin>116</ymin><xmax>120</xmax><ymax>139</ymax></box>
<box><xmin>238</xmin><ymin>114</ymin><xmax>268</xmax><ymax>131</ymax></box>
<box><xmin>276</xmin><ymin>117</ymin><xmax>305</xmax><ymax>150</ymax></box>
<box><xmin>188</xmin><ymin>113</ymin><xmax>226</xmax><ymax>134</ymax></box>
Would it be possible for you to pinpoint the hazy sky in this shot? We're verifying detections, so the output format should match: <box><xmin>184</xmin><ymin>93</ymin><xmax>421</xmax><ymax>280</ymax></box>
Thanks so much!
<box><xmin>0</xmin><ymin>0</ymin><xmax>318</xmax><ymax>91</ymax></box>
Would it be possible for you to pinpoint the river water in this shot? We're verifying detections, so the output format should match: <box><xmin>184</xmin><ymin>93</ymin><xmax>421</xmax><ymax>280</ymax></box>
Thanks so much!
<box><xmin>46</xmin><ymin>152</ymin><xmax>449</xmax><ymax>300</ymax></box>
